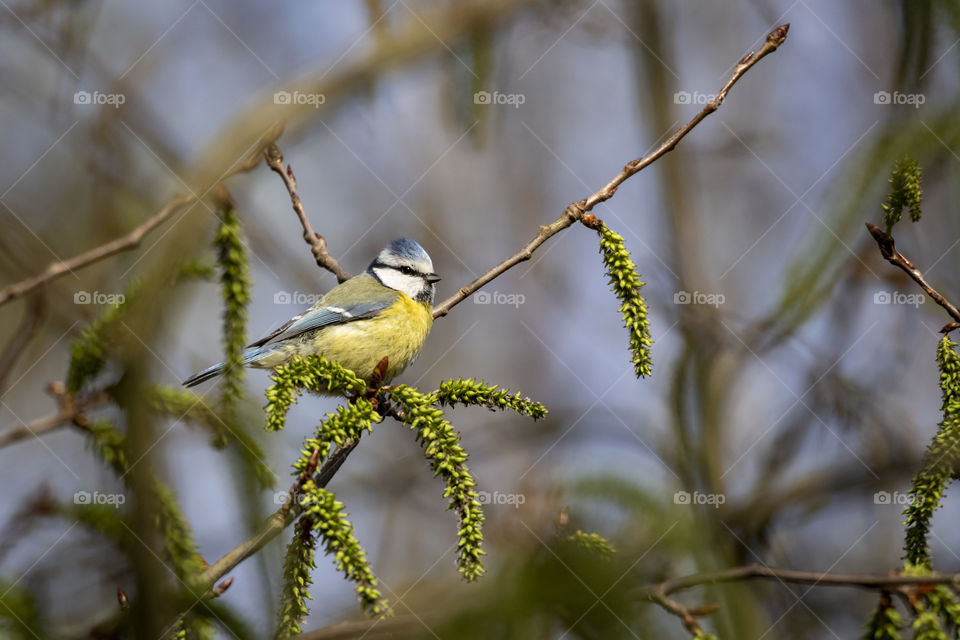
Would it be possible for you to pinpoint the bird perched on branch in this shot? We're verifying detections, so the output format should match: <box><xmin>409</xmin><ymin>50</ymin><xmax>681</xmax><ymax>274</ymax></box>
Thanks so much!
<box><xmin>183</xmin><ymin>238</ymin><xmax>440</xmax><ymax>387</ymax></box>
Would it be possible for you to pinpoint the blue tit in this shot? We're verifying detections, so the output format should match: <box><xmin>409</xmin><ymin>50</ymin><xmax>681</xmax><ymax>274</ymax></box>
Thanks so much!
<box><xmin>183</xmin><ymin>238</ymin><xmax>441</xmax><ymax>388</ymax></box>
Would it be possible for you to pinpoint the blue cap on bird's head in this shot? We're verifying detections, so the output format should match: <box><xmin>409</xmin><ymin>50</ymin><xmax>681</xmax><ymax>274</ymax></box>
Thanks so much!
<box><xmin>367</xmin><ymin>238</ymin><xmax>441</xmax><ymax>302</ymax></box>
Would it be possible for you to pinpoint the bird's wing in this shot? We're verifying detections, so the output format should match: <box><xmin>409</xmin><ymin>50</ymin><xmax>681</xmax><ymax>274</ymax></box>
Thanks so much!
<box><xmin>246</xmin><ymin>299</ymin><xmax>391</xmax><ymax>348</ymax></box>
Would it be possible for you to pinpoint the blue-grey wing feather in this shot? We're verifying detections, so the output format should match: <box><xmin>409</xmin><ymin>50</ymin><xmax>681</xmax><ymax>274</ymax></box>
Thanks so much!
<box><xmin>247</xmin><ymin>300</ymin><xmax>391</xmax><ymax>348</ymax></box>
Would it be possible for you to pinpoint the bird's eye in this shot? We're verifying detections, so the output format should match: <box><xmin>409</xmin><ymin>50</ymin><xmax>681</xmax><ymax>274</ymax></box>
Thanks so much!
<box><xmin>400</xmin><ymin>266</ymin><xmax>415</xmax><ymax>275</ymax></box>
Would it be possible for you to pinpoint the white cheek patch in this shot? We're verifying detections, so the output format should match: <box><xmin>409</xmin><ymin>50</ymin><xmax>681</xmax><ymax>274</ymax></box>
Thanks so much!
<box><xmin>373</xmin><ymin>267</ymin><xmax>425</xmax><ymax>299</ymax></box>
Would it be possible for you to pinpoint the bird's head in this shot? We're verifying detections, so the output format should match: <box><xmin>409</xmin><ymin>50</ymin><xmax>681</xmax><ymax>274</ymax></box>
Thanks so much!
<box><xmin>367</xmin><ymin>238</ymin><xmax>441</xmax><ymax>304</ymax></box>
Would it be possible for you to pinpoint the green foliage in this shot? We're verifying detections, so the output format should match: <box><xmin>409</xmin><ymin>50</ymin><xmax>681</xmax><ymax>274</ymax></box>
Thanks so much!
<box><xmin>299</xmin><ymin>480</ymin><xmax>385</xmax><ymax>615</ymax></box>
<box><xmin>265</xmin><ymin>356</ymin><xmax>367</xmax><ymax>432</ymax></box>
<box><xmin>391</xmin><ymin>385</ymin><xmax>485</xmax><ymax>581</ymax></box>
<box><xmin>904</xmin><ymin>336</ymin><xmax>960</xmax><ymax>568</ymax></box>
<box><xmin>274</xmin><ymin>520</ymin><xmax>316</xmax><ymax>639</ymax></box>
<box><xmin>215</xmin><ymin>205</ymin><xmax>252</xmax><ymax>437</ymax></box>
<box><xmin>564</xmin><ymin>530</ymin><xmax>616</xmax><ymax>559</ymax></box>
<box><xmin>146</xmin><ymin>385</ymin><xmax>275</xmax><ymax>488</ymax></box>
<box><xmin>0</xmin><ymin>580</ymin><xmax>45</xmax><ymax>640</ymax></box>
<box><xmin>153</xmin><ymin>482</ymin><xmax>206</xmax><ymax>586</ymax></box>
<box><xmin>435</xmin><ymin>378</ymin><xmax>548</xmax><ymax>420</ymax></box>
<box><xmin>912</xmin><ymin>610</ymin><xmax>947</xmax><ymax>640</ymax></box>
<box><xmin>293</xmin><ymin>399</ymin><xmax>380</xmax><ymax>475</ymax></box>
<box><xmin>864</xmin><ymin>598</ymin><xmax>902</xmax><ymax>640</ymax></box>
<box><xmin>595</xmin><ymin>221</ymin><xmax>654</xmax><ymax>378</ymax></box>
<box><xmin>882</xmin><ymin>156</ymin><xmax>923</xmax><ymax>233</ymax></box>
<box><xmin>87</xmin><ymin>419</ymin><xmax>129</xmax><ymax>475</ymax></box>
<box><xmin>66</xmin><ymin>260</ymin><xmax>214</xmax><ymax>394</ymax></box>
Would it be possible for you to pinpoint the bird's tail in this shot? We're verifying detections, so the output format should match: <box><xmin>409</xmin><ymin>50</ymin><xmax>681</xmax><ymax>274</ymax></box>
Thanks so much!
<box><xmin>182</xmin><ymin>362</ymin><xmax>226</xmax><ymax>387</ymax></box>
<box><xmin>182</xmin><ymin>346</ymin><xmax>277</xmax><ymax>387</ymax></box>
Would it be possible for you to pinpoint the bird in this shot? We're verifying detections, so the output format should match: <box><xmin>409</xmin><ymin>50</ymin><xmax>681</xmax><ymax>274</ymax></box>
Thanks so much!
<box><xmin>183</xmin><ymin>238</ymin><xmax>441</xmax><ymax>388</ymax></box>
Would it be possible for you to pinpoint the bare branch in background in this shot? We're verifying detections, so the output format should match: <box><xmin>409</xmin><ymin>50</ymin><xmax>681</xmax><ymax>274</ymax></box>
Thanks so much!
<box><xmin>432</xmin><ymin>23</ymin><xmax>790</xmax><ymax>318</ymax></box>
<box><xmin>264</xmin><ymin>144</ymin><xmax>352</xmax><ymax>283</ymax></box>
<box><xmin>640</xmin><ymin>563</ymin><xmax>960</xmax><ymax>636</ymax></box>
<box><xmin>0</xmin><ymin>384</ymin><xmax>109</xmax><ymax>448</ymax></box>
<box><xmin>0</xmin><ymin>137</ymin><xmax>272</xmax><ymax>308</ymax></box>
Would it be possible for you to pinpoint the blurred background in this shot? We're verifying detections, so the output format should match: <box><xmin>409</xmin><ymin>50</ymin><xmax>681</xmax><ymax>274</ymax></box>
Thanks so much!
<box><xmin>1</xmin><ymin>0</ymin><xmax>960</xmax><ymax>638</ymax></box>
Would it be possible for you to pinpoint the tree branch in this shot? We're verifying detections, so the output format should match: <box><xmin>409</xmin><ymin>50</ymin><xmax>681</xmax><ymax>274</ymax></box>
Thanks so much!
<box><xmin>0</xmin><ymin>385</ymin><xmax>109</xmax><ymax>448</ymax></box>
<box><xmin>639</xmin><ymin>563</ymin><xmax>960</xmax><ymax>636</ymax></box>
<box><xmin>263</xmin><ymin>144</ymin><xmax>351</xmax><ymax>283</ymax></box>
<box><xmin>865</xmin><ymin>222</ymin><xmax>960</xmax><ymax>327</ymax></box>
<box><xmin>431</xmin><ymin>23</ymin><xmax>790</xmax><ymax>318</ymax></box>
<box><xmin>197</xmin><ymin>438</ymin><xmax>359</xmax><ymax>588</ymax></box>
<box><xmin>0</xmin><ymin>136</ymin><xmax>271</xmax><ymax>308</ymax></box>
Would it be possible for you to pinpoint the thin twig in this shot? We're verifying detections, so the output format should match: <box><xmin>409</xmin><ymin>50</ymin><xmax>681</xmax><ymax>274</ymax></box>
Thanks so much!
<box><xmin>0</xmin><ymin>139</ymin><xmax>270</xmax><ymax>308</ymax></box>
<box><xmin>0</xmin><ymin>387</ymin><xmax>109</xmax><ymax>448</ymax></box>
<box><xmin>639</xmin><ymin>562</ymin><xmax>960</xmax><ymax>636</ymax></box>
<box><xmin>866</xmin><ymin>222</ymin><xmax>960</xmax><ymax>326</ymax></box>
<box><xmin>432</xmin><ymin>23</ymin><xmax>790</xmax><ymax>318</ymax></box>
<box><xmin>263</xmin><ymin>144</ymin><xmax>351</xmax><ymax>283</ymax></box>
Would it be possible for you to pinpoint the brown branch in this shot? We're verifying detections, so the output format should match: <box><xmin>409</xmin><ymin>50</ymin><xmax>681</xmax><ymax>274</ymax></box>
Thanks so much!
<box><xmin>639</xmin><ymin>562</ymin><xmax>960</xmax><ymax>636</ymax></box>
<box><xmin>0</xmin><ymin>385</ymin><xmax>109</xmax><ymax>448</ymax></box>
<box><xmin>0</xmin><ymin>136</ymin><xmax>271</xmax><ymax>308</ymax></box>
<box><xmin>263</xmin><ymin>144</ymin><xmax>352</xmax><ymax>283</ymax></box>
<box><xmin>865</xmin><ymin>222</ymin><xmax>960</xmax><ymax>326</ymax></box>
<box><xmin>432</xmin><ymin>23</ymin><xmax>790</xmax><ymax>318</ymax></box>
<box><xmin>197</xmin><ymin>438</ymin><xmax>359</xmax><ymax>589</ymax></box>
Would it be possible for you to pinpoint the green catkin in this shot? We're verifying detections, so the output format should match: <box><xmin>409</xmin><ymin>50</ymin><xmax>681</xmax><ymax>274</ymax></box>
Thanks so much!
<box><xmin>265</xmin><ymin>356</ymin><xmax>367</xmax><ymax>432</ymax></box>
<box><xmin>391</xmin><ymin>385</ymin><xmax>485</xmax><ymax>580</ymax></box>
<box><xmin>903</xmin><ymin>336</ymin><xmax>960</xmax><ymax>568</ymax></box>
<box><xmin>299</xmin><ymin>480</ymin><xmax>386</xmax><ymax>615</ymax></box>
<box><xmin>435</xmin><ymin>378</ymin><xmax>547</xmax><ymax>419</ymax></box>
<box><xmin>273</xmin><ymin>519</ymin><xmax>317</xmax><ymax>639</ymax></box>
<box><xmin>215</xmin><ymin>205</ymin><xmax>252</xmax><ymax>431</ymax></box>
<box><xmin>882</xmin><ymin>155</ymin><xmax>923</xmax><ymax>233</ymax></box>
<box><xmin>596</xmin><ymin>222</ymin><xmax>654</xmax><ymax>378</ymax></box>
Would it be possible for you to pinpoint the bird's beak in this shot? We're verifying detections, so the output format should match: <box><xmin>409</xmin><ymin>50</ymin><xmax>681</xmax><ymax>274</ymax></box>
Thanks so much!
<box><xmin>426</xmin><ymin>273</ymin><xmax>442</xmax><ymax>283</ymax></box>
